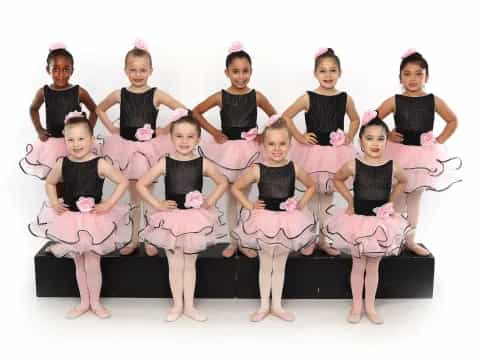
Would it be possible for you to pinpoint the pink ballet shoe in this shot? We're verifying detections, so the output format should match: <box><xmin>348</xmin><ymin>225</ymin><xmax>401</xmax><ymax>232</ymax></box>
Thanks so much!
<box><xmin>119</xmin><ymin>242</ymin><xmax>139</xmax><ymax>256</ymax></box>
<box><xmin>300</xmin><ymin>243</ymin><xmax>315</xmax><ymax>256</ymax></box>
<box><xmin>250</xmin><ymin>309</ymin><xmax>270</xmax><ymax>322</ymax></box>
<box><xmin>222</xmin><ymin>244</ymin><xmax>237</xmax><ymax>258</ymax></box>
<box><xmin>346</xmin><ymin>310</ymin><xmax>362</xmax><ymax>324</ymax></box>
<box><xmin>91</xmin><ymin>304</ymin><xmax>111</xmax><ymax>319</ymax></box>
<box><xmin>406</xmin><ymin>243</ymin><xmax>430</xmax><ymax>256</ymax></box>
<box><xmin>144</xmin><ymin>242</ymin><xmax>159</xmax><ymax>256</ymax></box>
<box><xmin>165</xmin><ymin>308</ymin><xmax>183</xmax><ymax>322</ymax></box>
<box><xmin>239</xmin><ymin>247</ymin><xmax>257</xmax><ymax>258</ymax></box>
<box><xmin>65</xmin><ymin>305</ymin><xmax>89</xmax><ymax>319</ymax></box>
<box><xmin>183</xmin><ymin>307</ymin><xmax>208</xmax><ymax>322</ymax></box>
<box><xmin>270</xmin><ymin>308</ymin><xmax>296</xmax><ymax>322</ymax></box>
<box><xmin>365</xmin><ymin>311</ymin><xmax>384</xmax><ymax>325</ymax></box>
<box><xmin>318</xmin><ymin>240</ymin><xmax>340</xmax><ymax>256</ymax></box>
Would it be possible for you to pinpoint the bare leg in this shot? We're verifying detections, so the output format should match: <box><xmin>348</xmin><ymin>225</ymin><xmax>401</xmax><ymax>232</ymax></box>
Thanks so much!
<box><xmin>183</xmin><ymin>253</ymin><xmax>207</xmax><ymax>321</ymax></box>
<box><xmin>405</xmin><ymin>190</ymin><xmax>430</xmax><ymax>256</ymax></box>
<box><xmin>364</xmin><ymin>257</ymin><xmax>383</xmax><ymax>324</ymax></box>
<box><xmin>84</xmin><ymin>252</ymin><xmax>110</xmax><ymax>319</ymax></box>
<box><xmin>301</xmin><ymin>193</ymin><xmax>319</xmax><ymax>256</ymax></box>
<box><xmin>347</xmin><ymin>256</ymin><xmax>367</xmax><ymax>323</ymax></box>
<box><xmin>165</xmin><ymin>249</ymin><xmax>184</xmax><ymax>322</ymax></box>
<box><xmin>317</xmin><ymin>192</ymin><xmax>340</xmax><ymax>256</ymax></box>
<box><xmin>143</xmin><ymin>184</ymin><xmax>159</xmax><ymax>256</ymax></box>
<box><xmin>66</xmin><ymin>254</ymin><xmax>90</xmax><ymax>319</ymax></box>
<box><xmin>270</xmin><ymin>247</ymin><xmax>294</xmax><ymax>321</ymax></box>
<box><xmin>120</xmin><ymin>182</ymin><xmax>141</xmax><ymax>255</ymax></box>
<box><xmin>250</xmin><ymin>247</ymin><xmax>273</xmax><ymax>322</ymax></box>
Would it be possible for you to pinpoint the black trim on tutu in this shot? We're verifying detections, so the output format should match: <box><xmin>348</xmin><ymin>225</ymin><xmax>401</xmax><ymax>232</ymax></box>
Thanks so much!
<box><xmin>19</xmin><ymin>143</ymin><xmax>59</xmax><ymax>180</ymax></box>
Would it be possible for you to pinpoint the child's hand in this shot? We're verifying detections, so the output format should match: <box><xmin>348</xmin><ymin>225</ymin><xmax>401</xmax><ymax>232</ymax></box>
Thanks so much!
<box><xmin>388</xmin><ymin>129</ymin><xmax>404</xmax><ymax>143</ymax></box>
<box><xmin>345</xmin><ymin>202</ymin><xmax>354</xmax><ymax>215</ymax></box>
<box><xmin>110</xmin><ymin>127</ymin><xmax>120</xmax><ymax>135</ymax></box>
<box><xmin>212</xmin><ymin>129</ymin><xmax>228</xmax><ymax>144</ymax></box>
<box><xmin>201</xmin><ymin>197</ymin><xmax>215</xmax><ymax>209</ymax></box>
<box><xmin>344</xmin><ymin>134</ymin><xmax>353</xmax><ymax>145</ymax></box>
<box><xmin>155</xmin><ymin>127</ymin><xmax>169</xmax><ymax>136</ymax></box>
<box><xmin>36</xmin><ymin>128</ymin><xmax>49</xmax><ymax>142</ymax></box>
<box><xmin>253</xmin><ymin>200</ymin><xmax>265</xmax><ymax>209</ymax></box>
<box><xmin>51</xmin><ymin>200</ymin><xmax>69</xmax><ymax>214</ymax></box>
<box><xmin>300</xmin><ymin>132</ymin><xmax>318</xmax><ymax>145</ymax></box>
<box><xmin>157</xmin><ymin>200</ymin><xmax>177</xmax><ymax>211</ymax></box>
<box><xmin>92</xmin><ymin>201</ymin><xmax>113</xmax><ymax>214</ymax></box>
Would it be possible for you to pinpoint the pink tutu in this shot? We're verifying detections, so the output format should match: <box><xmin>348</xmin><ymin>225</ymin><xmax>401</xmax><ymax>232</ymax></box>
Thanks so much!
<box><xmin>385</xmin><ymin>141</ymin><xmax>462</xmax><ymax>193</ymax></box>
<box><xmin>198</xmin><ymin>139</ymin><xmax>260</xmax><ymax>182</ymax></box>
<box><xmin>100</xmin><ymin>134</ymin><xmax>174</xmax><ymax>180</ymax></box>
<box><xmin>231</xmin><ymin>207</ymin><xmax>317</xmax><ymax>252</ymax></box>
<box><xmin>19</xmin><ymin>138</ymin><xmax>68</xmax><ymax>180</ymax></box>
<box><xmin>322</xmin><ymin>207</ymin><xmax>411</xmax><ymax>258</ymax></box>
<box><xmin>289</xmin><ymin>140</ymin><xmax>356</xmax><ymax>193</ymax></box>
<box><xmin>140</xmin><ymin>206</ymin><xmax>227</xmax><ymax>254</ymax></box>
<box><xmin>29</xmin><ymin>202</ymin><xmax>133</xmax><ymax>258</ymax></box>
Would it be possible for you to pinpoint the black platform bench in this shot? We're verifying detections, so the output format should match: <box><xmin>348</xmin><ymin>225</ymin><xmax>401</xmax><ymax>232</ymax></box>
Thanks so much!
<box><xmin>34</xmin><ymin>242</ymin><xmax>434</xmax><ymax>299</ymax></box>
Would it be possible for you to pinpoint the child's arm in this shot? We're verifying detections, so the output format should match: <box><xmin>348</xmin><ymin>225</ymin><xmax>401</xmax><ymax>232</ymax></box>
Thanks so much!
<box><xmin>256</xmin><ymin>91</ymin><xmax>276</xmax><ymax>117</ymax></box>
<box><xmin>79</xmin><ymin>87</ymin><xmax>97</xmax><ymax>128</ymax></box>
<box><xmin>345</xmin><ymin>95</ymin><xmax>360</xmax><ymax>144</ymax></box>
<box><xmin>434</xmin><ymin>96</ymin><xmax>458</xmax><ymax>144</ymax></box>
<box><xmin>192</xmin><ymin>92</ymin><xmax>227</xmax><ymax>143</ymax></box>
<box><xmin>153</xmin><ymin>89</ymin><xmax>187</xmax><ymax>135</ymax></box>
<box><xmin>377</xmin><ymin>96</ymin><xmax>404</xmax><ymax>143</ymax></box>
<box><xmin>390</xmin><ymin>163</ymin><xmax>407</xmax><ymax>203</ymax></box>
<box><xmin>45</xmin><ymin>159</ymin><xmax>68</xmax><ymax>213</ymax></box>
<box><xmin>136</xmin><ymin>158</ymin><xmax>177</xmax><ymax>211</ymax></box>
<box><xmin>202</xmin><ymin>159</ymin><xmax>229</xmax><ymax>208</ymax></box>
<box><xmin>334</xmin><ymin>160</ymin><xmax>355</xmax><ymax>215</ymax></box>
<box><xmin>231</xmin><ymin>165</ymin><xmax>261</xmax><ymax>210</ymax></box>
<box><xmin>294</xmin><ymin>164</ymin><xmax>316</xmax><ymax>210</ymax></box>
<box><xmin>96</xmin><ymin>90</ymin><xmax>121</xmax><ymax>134</ymax></box>
<box><xmin>93</xmin><ymin>158</ymin><xmax>129</xmax><ymax>213</ymax></box>
<box><xmin>30</xmin><ymin>87</ymin><xmax>48</xmax><ymax>141</ymax></box>
<box><xmin>282</xmin><ymin>94</ymin><xmax>317</xmax><ymax>145</ymax></box>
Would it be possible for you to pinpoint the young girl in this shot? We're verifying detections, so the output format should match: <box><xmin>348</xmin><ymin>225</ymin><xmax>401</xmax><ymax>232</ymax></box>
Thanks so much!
<box><xmin>20</xmin><ymin>43</ymin><xmax>97</xmax><ymax>180</ymax></box>
<box><xmin>137</xmin><ymin>110</ymin><xmax>228</xmax><ymax>322</ymax></box>
<box><xmin>323</xmin><ymin>111</ymin><xmax>409</xmax><ymax>324</ymax></box>
<box><xmin>192</xmin><ymin>41</ymin><xmax>277</xmax><ymax>258</ymax></box>
<box><xmin>282</xmin><ymin>48</ymin><xmax>360</xmax><ymax>257</ymax></box>
<box><xmin>377</xmin><ymin>49</ymin><xmax>460</xmax><ymax>256</ymax></box>
<box><xmin>29</xmin><ymin>112</ymin><xmax>130</xmax><ymax>319</ymax></box>
<box><xmin>231</xmin><ymin>117</ymin><xmax>317</xmax><ymax>322</ymax></box>
<box><xmin>96</xmin><ymin>39</ymin><xmax>186</xmax><ymax>256</ymax></box>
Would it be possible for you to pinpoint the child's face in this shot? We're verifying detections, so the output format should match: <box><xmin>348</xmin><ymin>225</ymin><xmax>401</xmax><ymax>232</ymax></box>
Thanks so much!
<box><xmin>400</xmin><ymin>62</ymin><xmax>428</xmax><ymax>93</ymax></box>
<box><xmin>360</xmin><ymin>125</ymin><xmax>387</xmax><ymax>159</ymax></box>
<box><xmin>64</xmin><ymin>124</ymin><xmax>94</xmax><ymax>160</ymax></box>
<box><xmin>263</xmin><ymin>128</ymin><xmax>290</xmax><ymax>163</ymax></box>
<box><xmin>225</xmin><ymin>58</ymin><xmax>252</xmax><ymax>90</ymax></box>
<box><xmin>314</xmin><ymin>58</ymin><xmax>340</xmax><ymax>90</ymax></box>
<box><xmin>47</xmin><ymin>56</ymin><xmax>73</xmax><ymax>88</ymax></box>
<box><xmin>124</xmin><ymin>55</ymin><xmax>152</xmax><ymax>89</ymax></box>
<box><xmin>171</xmin><ymin>123</ymin><xmax>200</xmax><ymax>156</ymax></box>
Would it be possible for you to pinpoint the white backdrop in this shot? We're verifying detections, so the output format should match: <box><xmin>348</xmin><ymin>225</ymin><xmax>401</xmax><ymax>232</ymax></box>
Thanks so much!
<box><xmin>2</xmin><ymin>0</ymin><xmax>478</xmax><ymax>358</ymax></box>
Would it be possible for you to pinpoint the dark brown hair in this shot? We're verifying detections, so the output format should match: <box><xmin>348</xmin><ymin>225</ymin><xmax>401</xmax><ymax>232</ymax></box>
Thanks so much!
<box><xmin>314</xmin><ymin>48</ymin><xmax>341</xmax><ymax>72</ymax></box>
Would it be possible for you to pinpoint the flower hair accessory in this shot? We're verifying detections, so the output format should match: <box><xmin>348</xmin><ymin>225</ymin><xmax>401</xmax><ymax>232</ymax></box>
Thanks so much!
<box><xmin>420</xmin><ymin>131</ymin><xmax>436</xmax><ymax>146</ymax></box>
<box><xmin>361</xmin><ymin>110</ymin><xmax>378</xmax><ymax>126</ymax></box>
<box><xmin>279</xmin><ymin>197</ymin><xmax>298</xmax><ymax>212</ymax></box>
<box><xmin>135</xmin><ymin>124</ymin><xmax>154</xmax><ymax>141</ymax></box>
<box><xmin>134</xmin><ymin>38</ymin><xmax>148</xmax><ymax>51</ymax></box>
<box><xmin>76</xmin><ymin>197</ymin><xmax>95</xmax><ymax>213</ymax></box>
<box><xmin>401</xmin><ymin>48</ymin><xmax>417</xmax><ymax>59</ymax></box>
<box><xmin>372</xmin><ymin>202</ymin><xmax>394</xmax><ymax>219</ymax></box>
<box><xmin>64</xmin><ymin>111</ymin><xmax>84</xmax><ymax>123</ymax></box>
<box><xmin>228</xmin><ymin>41</ymin><xmax>244</xmax><ymax>54</ymax></box>
<box><xmin>169</xmin><ymin>108</ymin><xmax>189</xmax><ymax>122</ymax></box>
<box><xmin>329</xmin><ymin>129</ymin><xmax>346</xmax><ymax>147</ymax></box>
<box><xmin>263</xmin><ymin>114</ymin><xmax>281</xmax><ymax>130</ymax></box>
<box><xmin>185</xmin><ymin>191</ymin><xmax>204</xmax><ymax>209</ymax></box>
<box><xmin>241</xmin><ymin>128</ymin><xmax>258</xmax><ymax>141</ymax></box>
<box><xmin>49</xmin><ymin>42</ymin><xmax>66</xmax><ymax>51</ymax></box>
<box><xmin>314</xmin><ymin>47</ymin><xmax>328</xmax><ymax>58</ymax></box>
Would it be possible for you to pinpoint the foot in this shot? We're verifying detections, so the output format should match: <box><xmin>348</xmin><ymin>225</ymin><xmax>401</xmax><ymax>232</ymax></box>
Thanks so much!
<box><xmin>183</xmin><ymin>307</ymin><xmax>208</xmax><ymax>322</ymax></box>
<box><xmin>239</xmin><ymin>247</ymin><xmax>257</xmax><ymax>258</ymax></box>
<box><xmin>346</xmin><ymin>309</ymin><xmax>362</xmax><ymax>324</ymax></box>
<box><xmin>91</xmin><ymin>304</ymin><xmax>111</xmax><ymax>319</ymax></box>
<box><xmin>270</xmin><ymin>307</ymin><xmax>295</xmax><ymax>322</ymax></box>
<box><xmin>250</xmin><ymin>308</ymin><xmax>270</xmax><ymax>322</ymax></box>
<box><xmin>406</xmin><ymin>243</ymin><xmax>430</xmax><ymax>256</ymax></box>
<box><xmin>222</xmin><ymin>244</ymin><xmax>237</xmax><ymax>258</ymax></box>
<box><xmin>365</xmin><ymin>310</ymin><xmax>384</xmax><ymax>325</ymax></box>
<box><xmin>165</xmin><ymin>307</ymin><xmax>183</xmax><ymax>322</ymax></box>
<box><xmin>318</xmin><ymin>239</ymin><xmax>340</xmax><ymax>256</ymax></box>
<box><xmin>65</xmin><ymin>304</ymin><xmax>90</xmax><ymax>319</ymax></box>
<box><xmin>119</xmin><ymin>242</ymin><xmax>139</xmax><ymax>256</ymax></box>
<box><xmin>144</xmin><ymin>242</ymin><xmax>159</xmax><ymax>257</ymax></box>
<box><xmin>300</xmin><ymin>243</ymin><xmax>315</xmax><ymax>256</ymax></box>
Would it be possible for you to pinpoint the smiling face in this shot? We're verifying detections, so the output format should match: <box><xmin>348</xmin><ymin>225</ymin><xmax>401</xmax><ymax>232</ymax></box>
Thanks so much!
<box><xmin>314</xmin><ymin>57</ymin><xmax>341</xmax><ymax>90</ymax></box>
<box><xmin>124</xmin><ymin>55</ymin><xmax>152</xmax><ymax>89</ymax></box>
<box><xmin>47</xmin><ymin>56</ymin><xmax>73</xmax><ymax>89</ymax></box>
<box><xmin>400</xmin><ymin>62</ymin><xmax>428</xmax><ymax>93</ymax></box>
<box><xmin>360</xmin><ymin>125</ymin><xmax>388</xmax><ymax>159</ymax></box>
<box><xmin>64</xmin><ymin>123</ymin><xmax>94</xmax><ymax>161</ymax></box>
<box><xmin>225</xmin><ymin>57</ymin><xmax>252</xmax><ymax>90</ymax></box>
<box><xmin>263</xmin><ymin>127</ymin><xmax>291</xmax><ymax>164</ymax></box>
<box><xmin>171</xmin><ymin>122</ymin><xmax>200</xmax><ymax>156</ymax></box>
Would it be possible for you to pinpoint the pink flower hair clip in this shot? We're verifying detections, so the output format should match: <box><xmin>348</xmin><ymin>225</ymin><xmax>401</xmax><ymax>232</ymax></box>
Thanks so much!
<box><xmin>169</xmin><ymin>108</ymin><xmax>189</xmax><ymax>122</ymax></box>
<box><xmin>134</xmin><ymin>38</ymin><xmax>148</xmax><ymax>51</ymax></box>
<box><xmin>229</xmin><ymin>41</ymin><xmax>244</xmax><ymax>54</ymax></box>
<box><xmin>49</xmin><ymin>42</ymin><xmax>66</xmax><ymax>52</ymax></box>
<box><xmin>185</xmin><ymin>191</ymin><xmax>204</xmax><ymax>209</ymax></box>
<box><xmin>401</xmin><ymin>48</ymin><xmax>417</xmax><ymax>59</ymax></box>
<box><xmin>64</xmin><ymin>111</ymin><xmax>84</xmax><ymax>123</ymax></box>
<box><xmin>361</xmin><ymin>110</ymin><xmax>378</xmax><ymax>126</ymax></box>
<box><xmin>314</xmin><ymin>47</ymin><xmax>328</xmax><ymax>59</ymax></box>
<box><xmin>76</xmin><ymin>197</ymin><xmax>95</xmax><ymax>213</ymax></box>
<box><xmin>262</xmin><ymin>114</ymin><xmax>281</xmax><ymax>131</ymax></box>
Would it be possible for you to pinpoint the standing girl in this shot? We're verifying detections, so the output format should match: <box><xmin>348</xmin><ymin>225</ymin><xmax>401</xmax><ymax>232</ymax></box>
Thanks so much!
<box><xmin>97</xmin><ymin>39</ymin><xmax>186</xmax><ymax>256</ymax></box>
<box><xmin>282</xmin><ymin>48</ymin><xmax>360</xmax><ymax>256</ymax></box>
<box><xmin>324</xmin><ymin>111</ymin><xmax>409</xmax><ymax>324</ymax></box>
<box><xmin>137</xmin><ymin>110</ymin><xmax>228</xmax><ymax>322</ymax></box>
<box><xmin>29</xmin><ymin>112</ymin><xmax>130</xmax><ymax>318</ymax></box>
<box><xmin>231</xmin><ymin>117</ymin><xmax>317</xmax><ymax>322</ymax></box>
<box><xmin>377</xmin><ymin>49</ymin><xmax>460</xmax><ymax>256</ymax></box>
<box><xmin>192</xmin><ymin>41</ymin><xmax>277</xmax><ymax>258</ymax></box>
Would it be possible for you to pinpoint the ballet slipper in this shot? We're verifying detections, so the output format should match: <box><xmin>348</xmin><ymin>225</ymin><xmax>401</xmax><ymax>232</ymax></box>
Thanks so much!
<box><xmin>65</xmin><ymin>305</ymin><xmax>90</xmax><ymax>319</ymax></box>
<box><xmin>119</xmin><ymin>242</ymin><xmax>139</xmax><ymax>256</ymax></box>
<box><xmin>300</xmin><ymin>243</ymin><xmax>315</xmax><ymax>256</ymax></box>
<box><xmin>239</xmin><ymin>247</ymin><xmax>257</xmax><ymax>258</ymax></box>
<box><xmin>406</xmin><ymin>243</ymin><xmax>430</xmax><ymax>256</ymax></box>
<box><xmin>91</xmin><ymin>304</ymin><xmax>111</xmax><ymax>319</ymax></box>
<box><xmin>222</xmin><ymin>244</ymin><xmax>237</xmax><ymax>258</ymax></box>
<box><xmin>144</xmin><ymin>242</ymin><xmax>159</xmax><ymax>256</ymax></box>
<box><xmin>249</xmin><ymin>308</ymin><xmax>270</xmax><ymax>322</ymax></box>
<box><xmin>317</xmin><ymin>239</ymin><xmax>340</xmax><ymax>256</ymax></box>
<box><xmin>346</xmin><ymin>310</ymin><xmax>362</xmax><ymax>324</ymax></box>
<box><xmin>183</xmin><ymin>307</ymin><xmax>208</xmax><ymax>322</ymax></box>
<box><xmin>270</xmin><ymin>308</ymin><xmax>295</xmax><ymax>322</ymax></box>
<box><xmin>365</xmin><ymin>311</ymin><xmax>384</xmax><ymax>324</ymax></box>
<box><xmin>165</xmin><ymin>307</ymin><xmax>183</xmax><ymax>322</ymax></box>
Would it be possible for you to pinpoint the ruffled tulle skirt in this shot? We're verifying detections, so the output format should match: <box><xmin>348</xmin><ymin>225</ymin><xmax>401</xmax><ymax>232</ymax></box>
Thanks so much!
<box><xmin>198</xmin><ymin>139</ymin><xmax>260</xmax><ymax>182</ymax></box>
<box><xmin>140</xmin><ymin>206</ymin><xmax>227</xmax><ymax>254</ymax></box>
<box><xmin>29</xmin><ymin>202</ymin><xmax>133</xmax><ymax>257</ymax></box>
<box><xmin>231</xmin><ymin>207</ymin><xmax>317</xmax><ymax>252</ymax></box>
<box><xmin>289</xmin><ymin>141</ymin><xmax>356</xmax><ymax>193</ymax></box>
<box><xmin>100</xmin><ymin>134</ymin><xmax>174</xmax><ymax>180</ymax></box>
<box><xmin>19</xmin><ymin>138</ymin><xmax>68</xmax><ymax>180</ymax></box>
<box><xmin>385</xmin><ymin>141</ymin><xmax>462</xmax><ymax>193</ymax></box>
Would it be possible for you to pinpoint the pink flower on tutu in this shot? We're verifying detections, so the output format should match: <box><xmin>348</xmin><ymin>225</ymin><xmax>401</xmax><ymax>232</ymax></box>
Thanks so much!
<box><xmin>76</xmin><ymin>197</ymin><xmax>95</xmax><ymax>213</ymax></box>
<box><xmin>361</xmin><ymin>110</ymin><xmax>378</xmax><ymax>125</ymax></box>
<box><xmin>279</xmin><ymin>197</ymin><xmax>298</xmax><ymax>212</ymax></box>
<box><xmin>420</xmin><ymin>131</ymin><xmax>435</xmax><ymax>146</ymax></box>
<box><xmin>241</xmin><ymin>128</ymin><xmax>258</xmax><ymax>142</ymax></box>
<box><xmin>329</xmin><ymin>129</ymin><xmax>346</xmax><ymax>146</ymax></box>
<box><xmin>49</xmin><ymin>42</ymin><xmax>66</xmax><ymax>51</ymax></box>
<box><xmin>134</xmin><ymin>38</ymin><xmax>148</xmax><ymax>51</ymax></box>
<box><xmin>169</xmin><ymin>108</ymin><xmax>189</xmax><ymax>122</ymax></box>
<box><xmin>229</xmin><ymin>41</ymin><xmax>244</xmax><ymax>53</ymax></box>
<box><xmin>64</xmin><ymin>111</ymin><xmax>84</xmax><ymax>123</ymax></box>
<box><xmin>135</xmin><ymin>124</ymin><xmax>154</xmax><ymax>141</ymax></box>
<box><xmin>314</xmin><ymin>47</ymin><xmax>328</xmax><ymax>58</ymax></box>
<box><xmin>372</xmin><ymin>202</ymin><xmax>394</xmax><ymax>219</ymax></box>
<box><xmin>184</xmin><ymin>191</ymin><xmax>204</xmax><ymax>209</ymax></box>
<box><xmin>401</xmin><ymin>48</ymin><xmax>417</xmax><ymax>59</ymax></box>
